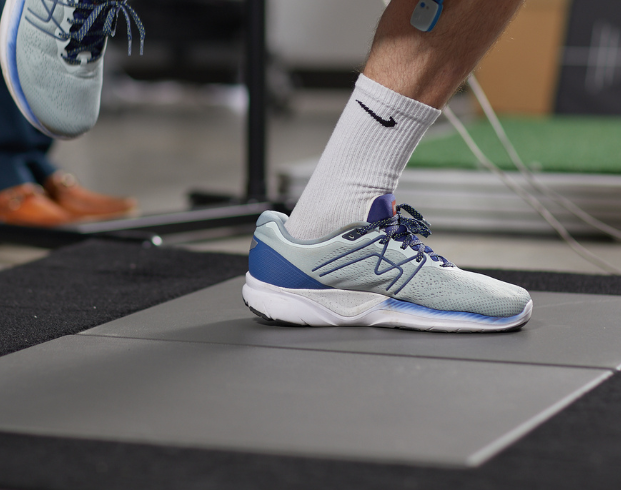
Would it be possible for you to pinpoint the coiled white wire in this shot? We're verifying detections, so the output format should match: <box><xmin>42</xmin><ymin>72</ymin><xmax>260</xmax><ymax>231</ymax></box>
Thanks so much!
<box><xmin>468</xmin><ymin>76</ymin><xmax>621</xmax><ymax>241</ymax></box>
<box><xmin>444</xmin><ymin>78</ymin><xmax>621</xmax><ymax>275</ymax></box>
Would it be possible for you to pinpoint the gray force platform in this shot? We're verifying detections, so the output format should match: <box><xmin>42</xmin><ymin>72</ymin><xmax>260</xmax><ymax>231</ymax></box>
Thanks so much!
<box><xmin>0</xmin><ymin>277</ymin><xmax>618</xmax><ymax>467</ymax></box>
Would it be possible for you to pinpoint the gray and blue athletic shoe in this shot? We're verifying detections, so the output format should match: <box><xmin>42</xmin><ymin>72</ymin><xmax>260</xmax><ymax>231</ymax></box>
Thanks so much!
<box><xmin>243</xmin><ymin>194</ymin><xmax>533</xmax><ymax>332</ymax></box>
<box><xmin>0</xmin><ymin>0</ymin><xmax>144</xmax><ymax>139</ymax></box>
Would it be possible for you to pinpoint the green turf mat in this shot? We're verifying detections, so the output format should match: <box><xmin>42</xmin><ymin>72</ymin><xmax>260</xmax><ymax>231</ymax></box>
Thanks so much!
<box><xmin>409</xmin><ymin>116</ymin><xmax>621</xmax><ymax>174</ymax></box>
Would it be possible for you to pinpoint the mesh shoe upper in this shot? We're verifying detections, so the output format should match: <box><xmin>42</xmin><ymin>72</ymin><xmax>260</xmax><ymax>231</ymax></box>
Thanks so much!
<box><xmin>12</xmin><ymin>0</ymin><xmax>143</xmax><ymax>138</ymax></box>
<box><xmin>251</xmin><ymin>199</ymin><xmax>532</xmax><ymax>318</ymax></box>
<box><xmin>16</xmin><ymin>0</ymin><xmax>103</xmax><ymax>137</ymax></box>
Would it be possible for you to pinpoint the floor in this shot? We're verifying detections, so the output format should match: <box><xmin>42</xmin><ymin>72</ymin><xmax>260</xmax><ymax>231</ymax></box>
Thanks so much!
<box><xmin>0</xmin><ymin>277</ymin><xmax>617</xmax><ymax>468</ymax></box>
<box><xmin>1</xmin><ymin>84</ymin><xmax>621</xmax><ymax>473</ymax></box>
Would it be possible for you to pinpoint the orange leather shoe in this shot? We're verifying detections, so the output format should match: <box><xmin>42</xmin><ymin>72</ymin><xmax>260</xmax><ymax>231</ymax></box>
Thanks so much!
<box><xmin>0</xmin><ymin>183</ymin><xmax>75</xmax><ymax>227</ymax></box>
<box><xmin>44</xmin><ymin>172</ymin><xmax>138</xmax><ymax>220</ymax></box>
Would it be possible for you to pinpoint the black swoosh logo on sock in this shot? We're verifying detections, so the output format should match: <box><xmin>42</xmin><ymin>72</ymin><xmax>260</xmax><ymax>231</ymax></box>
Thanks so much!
<box><xmin>356</xmin><ymin>100</ymin><xmax>397</xmax><ymax>128</ymax></box>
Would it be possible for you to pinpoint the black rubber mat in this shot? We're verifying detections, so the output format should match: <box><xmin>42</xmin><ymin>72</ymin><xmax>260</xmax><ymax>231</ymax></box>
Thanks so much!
<box><xmin>1</xmin><ymin>239</ymin><xmax>621</xmax><ymax>490</ymax></box>
<box><xmin>0</xmin><ymin>239</ymin><xmax>248</xmax><ymax>358</ymax></box>
<box><xmin>470</xmin><ymin>268</ymin><xmax>621</xmax><ymax>296</ymax></box>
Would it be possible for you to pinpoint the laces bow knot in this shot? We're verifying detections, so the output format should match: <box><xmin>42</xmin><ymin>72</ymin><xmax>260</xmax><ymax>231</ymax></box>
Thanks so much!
<box><xmin>62</xmin><ymin>0</ymin><xmax>145</xmax><ymax>62</ymax></box>
<box><xmin>357</xmin><ymin>204</ymin><xmax>453</xmax><ymax>268</ymax></box>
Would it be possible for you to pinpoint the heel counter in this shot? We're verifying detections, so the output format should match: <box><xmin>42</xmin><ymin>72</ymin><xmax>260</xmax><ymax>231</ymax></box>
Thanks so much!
<box><xmin>248</xmin><ymin>237</ymin><xmax>329</xmax><ymax>290</ymax></box>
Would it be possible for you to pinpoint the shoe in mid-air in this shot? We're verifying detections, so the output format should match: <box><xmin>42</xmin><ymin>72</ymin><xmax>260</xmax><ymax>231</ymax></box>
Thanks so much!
<box><xmin>243</xmin><ymin>194</ymin><xmax>533</xmax><ymax>333</ymax></box>
<box><xmin>0</xmin><ymin>0</ymin><xmax>144</xmax><ymax>139</ymax></box>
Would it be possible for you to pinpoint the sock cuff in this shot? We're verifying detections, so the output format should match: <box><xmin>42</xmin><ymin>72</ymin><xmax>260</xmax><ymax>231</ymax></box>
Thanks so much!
<box><xmin>355</xmin><ymin>74</ymin><xmax>441</xmax><ymax>125</ymax></box>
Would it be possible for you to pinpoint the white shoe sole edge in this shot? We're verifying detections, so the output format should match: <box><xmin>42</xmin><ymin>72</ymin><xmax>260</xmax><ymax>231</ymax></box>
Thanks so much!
<box><xmin>0</xmin><ymin>0</ymin><xmax>66</xmax><ymax>139</ymax></box>
<box><xmin>242</xmin><ymin>273</ymin><xmax>533</xmax><ymax>333</ymax></box>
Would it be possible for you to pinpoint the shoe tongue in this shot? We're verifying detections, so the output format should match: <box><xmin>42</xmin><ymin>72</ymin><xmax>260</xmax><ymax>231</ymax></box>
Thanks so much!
<box><xmin>367</xmin><ymin>194</ymin><xmax>397</xmax><ymax>222</ymax></box>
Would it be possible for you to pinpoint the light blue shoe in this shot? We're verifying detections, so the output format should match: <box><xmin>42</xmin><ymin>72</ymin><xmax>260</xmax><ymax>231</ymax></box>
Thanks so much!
<box><xmin>243</xmin><ymin>194</ymin><xmax>533</xmax><ymax>332</ymax></box>
<box><xmin>0</xmin><ymin>0</ymin><xmax>144</xmax><ymax>139</ymax></box>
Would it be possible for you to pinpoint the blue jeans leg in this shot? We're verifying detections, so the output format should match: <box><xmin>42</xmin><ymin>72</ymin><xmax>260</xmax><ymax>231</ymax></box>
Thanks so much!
<box><xmin>0</xmin><ymin>153</ymin><xmax>35</xmax><ymax>190</ymax></box>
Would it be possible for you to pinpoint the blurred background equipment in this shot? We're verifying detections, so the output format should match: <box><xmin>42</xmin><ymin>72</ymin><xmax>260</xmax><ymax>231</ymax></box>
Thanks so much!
<box><xmin>556</xmin><ymin>0</ymin><xmax>621</xmax><ymax>114</ymax></box>
<box><xmin>2</xmin><ymin>0</ymin><xmax>619</xmax><ymax>271</ymax></box>
<box><xmin>474</xmin><ymin>0</ymin><xmax>621</xmax><ymax>115</ymax></box>
<box><xmin>113</xmin><ymin>0</ymin><xmax>245</xmax><ymax>85</ymax></box>
<box><xmin>475</xmin><ymin>0</ymin><xmax>572</xmax><ymax>115</ymax></box>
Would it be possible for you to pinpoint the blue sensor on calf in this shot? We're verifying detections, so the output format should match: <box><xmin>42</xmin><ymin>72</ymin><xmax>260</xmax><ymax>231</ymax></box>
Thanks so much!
<box><xmin>410</xmin><ymin>0</ymin><xmax>444</xmax><ymax>32</ymax></box>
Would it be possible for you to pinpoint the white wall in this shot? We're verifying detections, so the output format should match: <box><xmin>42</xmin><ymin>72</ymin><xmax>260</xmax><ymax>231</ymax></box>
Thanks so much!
<box><xmin>268</xmin><ymin>0</ymin><xmax>386</xmax><ymax>69</ymax></box>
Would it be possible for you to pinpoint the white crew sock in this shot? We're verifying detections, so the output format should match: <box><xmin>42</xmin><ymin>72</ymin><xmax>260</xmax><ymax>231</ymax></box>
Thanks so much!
<box><xmin>285</xmin><ymin>74</ymin><xmax>441</xmax><ymax>240</ymax></box>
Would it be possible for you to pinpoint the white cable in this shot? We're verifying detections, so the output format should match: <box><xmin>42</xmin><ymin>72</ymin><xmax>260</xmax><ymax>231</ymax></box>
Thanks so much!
<box><xmin>378</xmin><ymin>0</ymin><xmax>619</xmax><ymax>271</ymax></box>
<box><xmin>468</xmin><ymin>74</ymin><xmax>621</xmax><ymax>241</ymax></box>
<box><xmin>443</xmin><ymin>105</ymin><xmax>621</xmax><ymax>275</ymax></box>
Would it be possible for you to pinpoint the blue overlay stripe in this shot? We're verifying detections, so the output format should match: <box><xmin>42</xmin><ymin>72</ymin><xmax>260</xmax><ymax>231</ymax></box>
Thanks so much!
<box><xmin>249</xmin><ymin>237</ymin><xmax>330</xmax><ymax>290</ymax></box>
<box><xmin>380</xmin><ymin>298</ymin><xmax>525</xmax><ymax>326</ymax></box>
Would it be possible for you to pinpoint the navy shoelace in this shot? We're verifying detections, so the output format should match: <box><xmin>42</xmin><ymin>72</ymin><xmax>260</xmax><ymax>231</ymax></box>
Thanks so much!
<box><xmin>63</xmin><ymin>0</ymin><xmax>145</xmax><ymax>64</ymax></box>
<box><xmin>356</xmin><ymin>204</ymin><xmax>454</xmax><ymax>267</ymax></box>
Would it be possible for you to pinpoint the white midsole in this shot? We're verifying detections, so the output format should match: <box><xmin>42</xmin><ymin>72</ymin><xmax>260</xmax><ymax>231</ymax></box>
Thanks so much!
<box><xmin>242</xmin><ymin>273</ymin><xmax>533</xmax><ymax>332</ymax></box>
